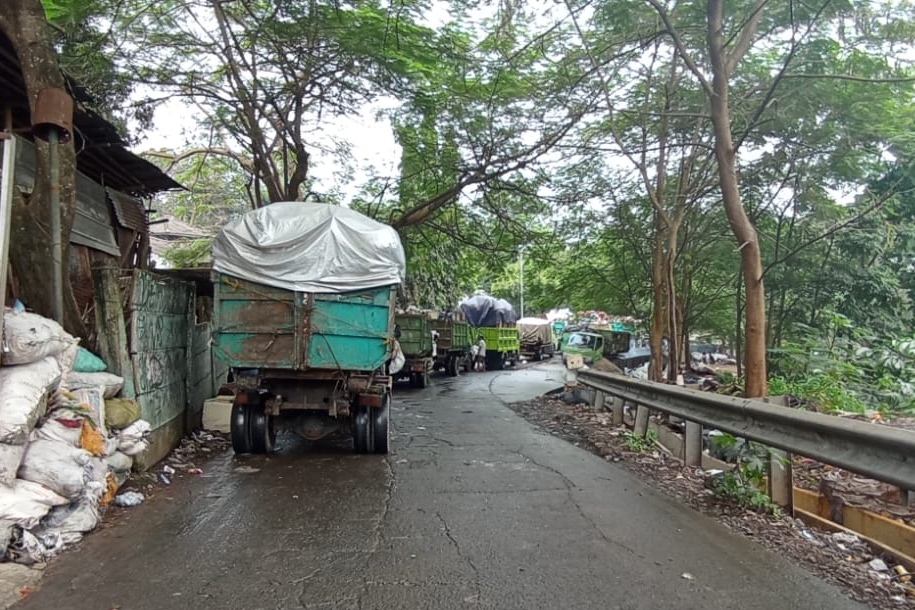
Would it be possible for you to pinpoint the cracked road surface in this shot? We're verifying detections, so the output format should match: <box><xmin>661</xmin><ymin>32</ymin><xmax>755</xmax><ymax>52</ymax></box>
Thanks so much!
<box><xmin>16</xmin><ymin>362</ymin><xmax>865</xmax><ymax>610</ymax></box>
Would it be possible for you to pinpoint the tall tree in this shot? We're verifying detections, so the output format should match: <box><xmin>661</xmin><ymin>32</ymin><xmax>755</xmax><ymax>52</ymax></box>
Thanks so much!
<box><xmin>0</xmin><ymin>0</ymin><xmax>84</xmax><ymax>335</ymax></box>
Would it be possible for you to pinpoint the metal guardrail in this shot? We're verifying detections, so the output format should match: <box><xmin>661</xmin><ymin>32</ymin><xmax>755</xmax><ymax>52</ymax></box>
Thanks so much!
<box><xmin>576</xmin><ymin>369</ymin><xmax>915</xmax><ymax>491</ymax></box>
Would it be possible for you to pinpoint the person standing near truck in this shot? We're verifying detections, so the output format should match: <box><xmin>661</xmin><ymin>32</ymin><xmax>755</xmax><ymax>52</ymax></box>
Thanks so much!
<box><xmin>474</xmin><ymin>334</ymin><xmax>487</xmax><ymax>371</ymax></box>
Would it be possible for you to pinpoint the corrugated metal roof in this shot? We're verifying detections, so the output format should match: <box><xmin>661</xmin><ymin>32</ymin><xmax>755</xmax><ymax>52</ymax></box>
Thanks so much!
<box><xmin>11</xmin><ymin>137</ymin><xmax>120</xmax><ymax>256</ymax></box>
<box><xmin>108</xmin><ymin>187</ymin><xmax>147</xmax><ymax>231</ymax></box>
<box><xmin>0</xmin><ymin>31</ymin><xmax>184</xmax><ymax>196</ymax></box>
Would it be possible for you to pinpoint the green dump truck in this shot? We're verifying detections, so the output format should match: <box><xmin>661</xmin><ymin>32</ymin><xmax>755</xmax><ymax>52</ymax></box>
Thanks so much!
<box><xmin>432</xmin><ymin>318</ymin><xmax>472</xmax><ymax>376</ymax></box>
<box><xmin>394</xmin><ymin>313</ymin><xmax>435</xmax><ymax>388</ymax></box>
<box><xmin>211</xmin><ymin>202</ymin><xmax>405</xmax><ymax>455</ymax></box>
<box><xmin>475</xmin><ymin>325</ymin><xmax>520</xmax><ymax>370</ymax></box>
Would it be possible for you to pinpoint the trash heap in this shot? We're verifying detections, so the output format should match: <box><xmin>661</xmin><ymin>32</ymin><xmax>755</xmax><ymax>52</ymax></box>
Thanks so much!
<box><xmin>0</xmin><ymin>307</ymin><xmax>151</xmax><ymax>564</ymax></box>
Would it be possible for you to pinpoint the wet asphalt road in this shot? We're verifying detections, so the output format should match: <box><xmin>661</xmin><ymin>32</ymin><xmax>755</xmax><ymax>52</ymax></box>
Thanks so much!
<box><xmin>16</xmin><ymin>362</ymin><xmax>865</xmax><ymax>610</ymax></box>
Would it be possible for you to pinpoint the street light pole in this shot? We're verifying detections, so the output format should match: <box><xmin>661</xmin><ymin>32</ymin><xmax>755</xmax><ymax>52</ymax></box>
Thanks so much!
<box><xmin>519</xmin><ymin>246</ymin><xmax>524</xmax><ymax>318</ymax></box>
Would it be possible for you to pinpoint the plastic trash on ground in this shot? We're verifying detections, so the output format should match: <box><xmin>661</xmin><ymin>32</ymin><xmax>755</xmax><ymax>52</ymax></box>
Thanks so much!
<box><xmin>113</xmin><ymin>491</ymin><xmax>144</xmax><ymax>507</ymax></box>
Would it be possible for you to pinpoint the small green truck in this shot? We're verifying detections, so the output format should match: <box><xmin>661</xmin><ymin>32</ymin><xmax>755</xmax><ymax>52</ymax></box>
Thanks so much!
<box><xmin>561</xmin><ymin>327</ymin><xmax>651</xmax><ymax>370</ymax></box>
<box><xmin>432</xmin><ymin>318</ymin><xmax>473</xmax><ymax>376</ymax></box>
<box><xmin>476</xmin><ymin>325</ymin><xmax>520</xmax><ymax>370</ymax></box>
<box><xmin>394</xmin><ymin>313</ymin><xmax>435</xmax><ymax>388</ymax></box>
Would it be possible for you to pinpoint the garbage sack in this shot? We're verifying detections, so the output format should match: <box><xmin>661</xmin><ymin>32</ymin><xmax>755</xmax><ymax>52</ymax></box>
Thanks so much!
<box><xmin>121</xmin><ymin>439</ymin><xmax>149</xmax><ymax>457</ymax></box>
<box><xmin>389</xmin><ymin>340</ymin><xmax>405</xmax><ymax>375</ymax></box>
<box><xmin>106</xmin><ymin>451</ymin><xmax>133</xmax><ymax>474</ymax></box>
<box><xmin>0</xmin><ymin>519</ymin><xmax>13</xmax><ymax>561</ymax></box>
<box><xmin>2</xmin><ymin>310</ymin><xmax>77</xmax><ymax>366</ymax></box>
<box><xmin>79</xmin><ymin>419</ymin><xmax>106</xmax><ymax>457</ymax></box>
<box><xmin>103</xmin><ymin>436</ymin><xmax>119</xmax><ymax>457</ymax></box>
<box><xmin>32</xmin><ymin>496</ymin><xmax>99</xmax><ymax>544</ymax></box>
<box><xmin>66</xmin><ymin>371</ymin><xmax>124</xmax><ymax>398</ymax></box>
<box><xmin>0</xmin><ymin>442</ymin><xmax>28</xmax><ymax>487</ymax></box>
<box><xmin>17</xmin><ymin>440</ymin><xmax>95</xmax><ymax>501</ymax></box>
<box><xmin>54</xmin><ymin>341</ymin><xmax>80</xmax><ymax>392</ymax></box>
<box><xmin>33</xmin><ymin>415</ymin><xmax>83</xmax><ymax>447</ymax></box>
<box><xmin>73</xmin><ymin>387</ymin><xmax>106</xmax><ymax>436</ymax></box>
<box><xmin>117</xmin><ymin>420</ymin><xmax>151</xmax><ymax>456</ymax></box>
<box><xmin>0</xmin><ymin>357</ymin><xmax>62</xmax><ymax>445</ymax></box>
<box><xmin>0</xmin><ymin>479</ymin><xmax>68</xmax><ymax>529</ymax></box>
<box><xmin>104</xmin><ymin>398</ymin><xmax>141</xmax><ymax>430</ymax></box>
<box><xmin>73</xmin><ymin>348</ymin><xmax>106</xmax><ymax>373</ymax></box>
<box><xmin>7</xmin><ymin>527</ymin><xmax>62</xmax><ymax>565</ymax></box>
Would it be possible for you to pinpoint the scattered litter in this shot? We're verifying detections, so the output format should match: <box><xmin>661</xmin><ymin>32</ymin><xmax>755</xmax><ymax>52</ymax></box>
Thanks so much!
<box><xmin>831</xmin><ymin>532</ymin><xmax>859</xmax><ymax>545</ymax></box>
<box><xmin>162</xmin><ymin>465</ymin><xmax>176</xmax><ymax>476</ymax></box>
<box><xmin>681</xmin><ymin>572</ymin><xmax>695</xmax><ymax>581</ymax></box>
<box><xmin>159</xmin><ymin>474</ymin><xmax>171</xmax><ymax>486</ymax></box>
<box><xmin>113</xmin><ymin>492</ymin><xmax>144</xmax><ymax>507</ymax></box>
<box><xmin>188</xmin><ymin>468</ymin><xmax>204</xmax><ymax>475</ymax></box>
<box><xmin>869</xmin><ymin>558</ymin><xmax>889</xmax><ymax>572</ymax></box>
<box><xmin>234</xmin><ymin>466</ymin><xmax>260</xmax><ymax>474</ymax></box>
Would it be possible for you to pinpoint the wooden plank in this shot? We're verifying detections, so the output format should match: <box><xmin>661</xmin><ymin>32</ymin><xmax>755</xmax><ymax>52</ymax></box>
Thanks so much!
<box><xmin>843</xmin><ymin>506</ymin><xmax>915</xmax><ymax>559</ymax></box>
<box><xmin>795</xmin><ymin>509</ymin><xmax>915</xmax><ymax>572</ymax></box>
<box><xmin>92</xmin><ymin>267</ymin><xmax>136</xmax><ymax>397</ymax></box>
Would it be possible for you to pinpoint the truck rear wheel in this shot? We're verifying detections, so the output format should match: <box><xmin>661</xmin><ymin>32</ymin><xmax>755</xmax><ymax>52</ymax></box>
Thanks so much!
<box><xmin>415</xmin><ymin>371</ymin><xmax>429</xmax><ymax>388</ymax></box>
<box><xmin>486</xmin><ymin>351</ymin><xmax>504</xmax><ymax>371</ymax></box>
<box><xmin>353</xmin><ymin>406</ymin><xmax>372</xmax><ymax>454</ymax></box>
<box><xmin>372</xmin><ymin>393</ymin><xmax>391</xmax><ymax>454</ymax></box>
<box><xmin>230</xmin><ymin>400</ymin><xmax>251</xmax><ymax>454</ymax></box>
<box><xmin>250</xmin><ymin>409</ymin><xmax>276</xmax><ymax>454</ymax></box>
<box><xmin>447</xmin><ymin>355</ymin><xmax>460</xmax><ymax>377</ymax></box>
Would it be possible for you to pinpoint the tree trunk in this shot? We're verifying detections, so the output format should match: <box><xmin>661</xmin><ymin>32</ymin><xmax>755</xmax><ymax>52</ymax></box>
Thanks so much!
<box><xmin>665</xmin><ymin>221</ymin><xmax>680</xmax><ymax>382</ymax></box>
<box><xmin>0</xmin><ymin>1</ymin><xmax>85</xmax><ymax>337</ymax></box>
<box><xmin>648</xmin><ymin>210</ymin><xmax>667</xmax><ymax>381</ymax></box>
<box><xmin>707</xmin><ymin>0</ymin><xmax>766</xmax><ymax>397</ymax></box>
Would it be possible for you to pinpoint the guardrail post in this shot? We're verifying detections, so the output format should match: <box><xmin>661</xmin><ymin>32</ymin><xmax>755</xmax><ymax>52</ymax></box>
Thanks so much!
<box><xmin>592</xmin><ymin>390</ymin><xmax>605</xmax><ymax>412</ymax></box>
<box><xmin>634</xmin><ymin>404</ymin><xmax>649</xmax><ymax>437</ymax></box>
<box><xmin>610</xmin><ymin>399</ymin><xmax>624</xmax><ymax>425</ymax></box>
<box><xmin>684</xmin><ymin>421</ymin><xmax>702</xmax><ymax>466</ymax></box>
<box><xmin>769</xmin><ymin>449</ymin><xmax>793</xmax><ymax>509</ymax></box>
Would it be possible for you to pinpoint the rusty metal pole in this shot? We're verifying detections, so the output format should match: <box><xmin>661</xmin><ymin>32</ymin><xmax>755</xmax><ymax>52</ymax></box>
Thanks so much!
<box><xmin>48</xmin><ymin>128</ymin><xmax>63</xmax><ymax>323</ymax></box>
<box><xmin>0</xmin><ymin>112</ymin><xmax>17</xmax><ymax>350</ymax></box>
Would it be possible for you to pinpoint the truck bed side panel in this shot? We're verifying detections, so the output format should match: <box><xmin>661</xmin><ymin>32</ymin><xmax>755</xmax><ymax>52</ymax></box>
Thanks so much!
<box><xmin>214</xmin><ymin>274</ymin><xmax>394</xmax><ymax>372</ymax></box>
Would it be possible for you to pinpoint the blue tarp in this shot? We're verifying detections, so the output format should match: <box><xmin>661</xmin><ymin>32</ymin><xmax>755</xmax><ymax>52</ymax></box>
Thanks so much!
<box><xmin>459</xmin><ymin>295</ymin><xmax>518</xmax><ymax>327</ymax></box>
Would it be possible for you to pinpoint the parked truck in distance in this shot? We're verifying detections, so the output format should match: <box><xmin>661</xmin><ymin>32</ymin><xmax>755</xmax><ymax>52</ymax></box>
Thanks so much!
<box><xmin>517</xmin><ymin>317</ymin><xmax>554</xmax><ymax>361</ymax></box>
<box><xmin>432</xmin><ymin>318</ymin><xmax>472</xmax><ymax>376</ymax></box>
<box><xmin>561</xmin><ymin>323</ymin><xmax>651</xmax><ymax>370</ymax></box>
<box><xmin>476</xmin><ymin>325</ymin><xmax>520</xmax><ymax>370</ymax></box>
<box><xmin>394</xmin><ymin>313</ymin><xmax>435</xmax><ymax>388</ymax></box>
<box><xmin>211</xmin><ymin>202</ymin><xmax>405</xmax><ymax>455</ymax></box>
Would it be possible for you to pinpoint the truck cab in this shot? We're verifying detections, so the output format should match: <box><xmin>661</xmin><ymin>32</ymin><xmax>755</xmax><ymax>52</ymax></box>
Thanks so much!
<box><xmin>561</xmin><ymin>330</ymin><xmax>633</xmax><ymax>366</ymax></box>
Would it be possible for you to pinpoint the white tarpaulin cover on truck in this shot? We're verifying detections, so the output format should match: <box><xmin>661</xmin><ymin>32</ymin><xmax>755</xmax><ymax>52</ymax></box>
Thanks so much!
<box><xmin>212</xmin><ymin>202</ymin><xmax>406</xmax><ymax>293</ymax></box>
<box><xmin>517</xmin><ymin>317</ymin><xmax>552</xmax><ymax>344</ymax></box>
